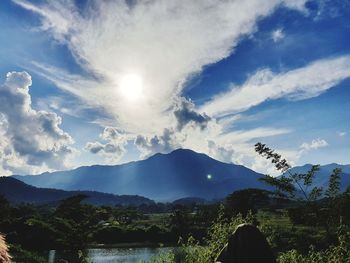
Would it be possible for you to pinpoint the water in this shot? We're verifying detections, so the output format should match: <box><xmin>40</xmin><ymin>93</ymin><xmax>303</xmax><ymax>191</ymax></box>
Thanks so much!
<box><xmin>48</xmin><ymin>247</ymin><xmax>180</xmax><ymax>263</ymax></box>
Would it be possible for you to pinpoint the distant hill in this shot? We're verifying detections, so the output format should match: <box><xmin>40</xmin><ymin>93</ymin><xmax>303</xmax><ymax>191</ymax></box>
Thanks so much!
<box><xmin>172</xmin><ymin>197</ymin><xmax>209</xmax><ymax>205</ymax></box>
<box><xmin>13</xmin><ymin>149</ymin><xmax>270</xmax><ymax>201</ymax></box>
<box><xmin>284</xmin><ymin>163</ymin><xmax>350</xmax><ymax>192</ymax></box>
<box><xmin>0</xmin><ymin>177</ymin><xmax>154</xmax><ymax>206</ymax></box>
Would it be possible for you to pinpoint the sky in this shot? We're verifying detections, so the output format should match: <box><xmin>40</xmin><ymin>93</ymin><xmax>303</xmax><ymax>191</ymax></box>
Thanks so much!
<box><xmin>0</xmin><ymin>0</ymin><xmax>349</xmax><ymax>176</ymax></box>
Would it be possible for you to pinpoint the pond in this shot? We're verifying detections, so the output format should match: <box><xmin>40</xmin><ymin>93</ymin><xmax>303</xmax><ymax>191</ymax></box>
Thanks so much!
<box><xmin>47</xmin><ymin>247</ymin><xmax>182</xmax><ymax>263</ymax></box>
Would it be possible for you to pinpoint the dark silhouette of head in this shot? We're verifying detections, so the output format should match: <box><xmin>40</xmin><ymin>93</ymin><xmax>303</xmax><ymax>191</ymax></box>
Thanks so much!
<box><xmin>216</xmin><ymin>223</ymin><xmax>275</xmax><ymax>263</ymax></box>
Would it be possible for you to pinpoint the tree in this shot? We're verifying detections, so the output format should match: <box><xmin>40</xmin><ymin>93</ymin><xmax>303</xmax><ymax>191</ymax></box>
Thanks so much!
<box><xmin>53</xmin><ymin>195</ymin><xmax>98</xmax><ymax>250</ymax></box>
<box><xmin>225</xmin><ymin>189</ymin><xmax>270</xmax><ymax>217</ymax></box>
<box><xmin>325</xmin><ymin>168</ymin><xmax>341</xmax><ymax>199</ymax></box>
<box><xmin>255</xmin><ymin>142</ymin><xmax>334</xmax><ymax>202</ymax></box>
<box><xmin>169</xmin><ymin>206</ymin><xmax>191</xmax><ymax>238</ymax></box>
<box><xmin>255</xmin><ymin>142</ymin><xmax>344</xmax><ymax>232</ymax></box>
<box><xmin>0</xmin><ymin>195</ymin><xmax>11</xmax><ymax>223</ymax></box>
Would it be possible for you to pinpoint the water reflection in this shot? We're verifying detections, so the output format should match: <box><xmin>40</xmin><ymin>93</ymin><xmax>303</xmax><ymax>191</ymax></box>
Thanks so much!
<box><xmin>48</xmin><ymin>247</ymin><xmax>179</xmax><ymax>263</ymax></box>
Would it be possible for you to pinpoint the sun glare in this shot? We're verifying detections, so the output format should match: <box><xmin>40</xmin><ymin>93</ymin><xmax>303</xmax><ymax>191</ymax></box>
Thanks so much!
<box><xmin>120</xmin><ymin>74</ymin><xmax>143</xmax><ymax>100</ymax></box>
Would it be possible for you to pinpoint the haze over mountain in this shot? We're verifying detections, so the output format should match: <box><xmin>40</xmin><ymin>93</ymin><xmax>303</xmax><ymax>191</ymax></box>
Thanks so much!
<box><xmin>0</xmin><ymin>176</ymin><xmax>154</xmax><ymax>206</ymax></box>
<box><xmin>13</xmin><ymin>149</ymin><xmax>270</xmax><ymax>201</ymax></box>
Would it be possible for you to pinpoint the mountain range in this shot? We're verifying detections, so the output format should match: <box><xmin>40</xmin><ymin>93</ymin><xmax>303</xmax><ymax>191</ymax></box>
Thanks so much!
<box><xmin>9</xmin><ymin>149</ymin><xmax>350</xmax><ymax>201</ymax></box>
<box><xmin>287</xmin><ymin>163</ymin><xmax>350</xmax><ymax>192</ymax></box>
<box><xmin>0</xmin><ymin>176</ymin><xmax>154</xmax><ymax>206</ymax></box>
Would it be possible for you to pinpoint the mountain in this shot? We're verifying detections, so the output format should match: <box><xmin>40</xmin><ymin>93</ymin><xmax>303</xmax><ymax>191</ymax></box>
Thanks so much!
<box><xmin>13</xmin><ymin>149</ymin><xmax>270</xmax><ymax>201</ymax></box>
<box><xmin>172</xmin><ymin>197</ymin><xmax>209</xmax><ymax>205</ymax></box>
<box><xmin>284</xmin><ymin>163</ymin><xmax>350</xmax><ymax>192</ymax></box>
<box><xmin>0</xmin><ymin>177</ymin><xmax>154</xmax><ymax>206</ymax></box>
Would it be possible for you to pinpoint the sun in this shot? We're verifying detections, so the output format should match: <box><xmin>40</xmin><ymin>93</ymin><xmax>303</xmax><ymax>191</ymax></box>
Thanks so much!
<box><xmin>120</xmin><ymin>74</ymin><xmax>143</xmax><ymax>100</ymax></box>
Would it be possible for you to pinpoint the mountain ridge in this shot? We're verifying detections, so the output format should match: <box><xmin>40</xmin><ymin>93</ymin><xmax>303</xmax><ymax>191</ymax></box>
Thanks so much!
<box><xmin>286</xmin><ymin>163</ymin><xmax>350</xmax><ymax>192</ymax></box>
<box><xmin>0</xmin><ymin>176</ymin><xmax>154</xmax><ymax>206</ymax></box>
<box><xmin>11</xmin><ymin>149</ymin><xmax>350</xmax><ymax>201</ymax></box>
<box><xmin>13</xmin><ymin>149</ymin><xmax>269</xmax><ymax>201</ymax></box>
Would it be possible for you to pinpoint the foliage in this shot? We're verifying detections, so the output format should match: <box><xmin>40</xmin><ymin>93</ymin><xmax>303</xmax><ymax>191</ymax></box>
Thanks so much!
<box><xmin>9</xmin><ymin>244</ymin><xmax>46</xmax><ymax>263</ymax></box>
<box><xmin>325</xmin><ymin>168</ymin><xmax>342</xmax><ymax>199</ymax></box>
<box><xmin>0</xmin><ymin>195</ymin><xmax>11</xmax><ymax>222</ymax></box>
<box><xmin>178</xmin><ymin>208</ymin><xmax>257</xmax><ymax>263</ymax></box>
<box><xmin>255</xmin><ymin>143</ymin><xmax>291</xmax><ymax>173</ymax></box>
<box><xmin>169</xmin><ymin>206</ymin><xmax>191</xmax><ymax>238</ymax></box>
<box><xmin>225</xmin><ymin>188</ymin><xmax>270</xmax><ymax>217</ymax></box>
<box><xmin>255</xmin><ymin>142</ymin><xmax>326</xmax><ymax>201</ymax></box>
<box><xmin>278</xmin><ymin>226</ymin><xmax>350</xmax><ymax>263</ymax></box>
<box><xmin>147</xmin><ymin>212</ymin><xmax>350</xmax><ymax>263</ymax></box>
<box><xmin>52</xmin><ymin>194</ymin><xmax>100</xmax><ymax>249</ymax></box>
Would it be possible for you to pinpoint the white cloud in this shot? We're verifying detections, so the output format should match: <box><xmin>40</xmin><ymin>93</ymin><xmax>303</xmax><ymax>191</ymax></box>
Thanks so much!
<box><xmin>36</xmin><ymin>95</ymin><xmax>87</xmax><ymax>118</ymax></box>
<box><xmin>174</xmin><ymin>98</ymin><xmax>211</xmax><ymax>131</ymax></box>
<box><xmin>0</xmin><ymin>72</ymin><xmax>77</xmax><ymax>175</ymax></box>
<box><xmin>300</xmin><ymin>138</ymin><xmax>329</xmax><ymax>151</ymax></box>
<box><xmin>135</xmin><ymin>128</ymin><xmax>180</xmax><ymax>159</ymax></box>
<box><xmin>85</xmin><ymin>127</ymin><xmax>128</xmax><ymax>163</ymax></box>
<box><xmin>202</xmin><ymin>55</ymin><xmax>350</xmax><ymax>117</ymax></box>
<box><xmin>282</xmin><ymin>0</ymin><xmax>309</xmax><ymax>12</ymax></box>
<box><xmin>337</xmin><ymin>131</ymin><xmax>347</xmax><ymax>137</ymax></box>
<box><xmin>13</xmin><ymin>0</ymin><xmax>308</xmax><ymax>135</ymax></box>
<box><xmin>271</xmin><ymin>28</ymin><xmax>285</xmax><ymax>42</ymax></box>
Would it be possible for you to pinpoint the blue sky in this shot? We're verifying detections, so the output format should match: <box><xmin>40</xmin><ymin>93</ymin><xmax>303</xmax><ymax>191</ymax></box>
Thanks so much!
<box><xmin>0</xmin><ymin>0</ymin><xmax>349</xmax><ymax>175</ymax></box>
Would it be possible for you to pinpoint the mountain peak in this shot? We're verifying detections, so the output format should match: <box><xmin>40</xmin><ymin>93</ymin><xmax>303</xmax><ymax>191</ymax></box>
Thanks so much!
<box><xmin>149</xmin><ymin>148</ymin><xmax>206</xmax><ymax>158</ymax></box>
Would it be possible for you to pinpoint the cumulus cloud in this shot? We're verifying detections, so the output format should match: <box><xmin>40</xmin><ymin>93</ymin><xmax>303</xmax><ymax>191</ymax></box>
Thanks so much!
<box><xmin>300</xmin><ymin>138</ymin><xmax>329</xmax><ymax>151</ymax></box>
<box><xmin>85</xmin><ymin>127</ymin><xmax>128</xmax><ymax>163</ymax></box>
<box><xmin>13</xmin><ymin>0</ymin><xmax>308</xmax><ymax>135</ymax></box>
<box><xmin>207</xmin><ymin>140</ymin><xmax>236</xmax><ymax>164</ymax></box>
<box><xmin>202</xmin><ymin>55</ymin><xmax>350</xmax><ymax>117</ymax></box>
<box><xmin>174</xmin><ymin>98</ymin><xmax>211</xmax><ymax>131</ymax></box>
<box><xmin>0</xmin><ymin>72</ymin><xmax>77</xmax><ymax>175</ymax></box>
<box><xmin>134</xmin><ymin>128</ymin><xmax>180</xmax><ymax>158</ymax></box>
<box><xmin>271</xmin><ymin>28</ymin><xmax>285</xmax><ymax>42</ymax></box>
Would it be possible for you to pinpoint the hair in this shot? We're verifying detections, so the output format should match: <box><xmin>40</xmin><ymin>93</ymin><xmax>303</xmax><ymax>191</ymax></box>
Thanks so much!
<box><xmin>216</xmin><ymin>223</ymin><xmax>275</xmax><ymax>263</ymax></box>
<box><xmin>0</xmin><ymin>234</ymin><xmax>11</xmax><ymax>263</ymax></box>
